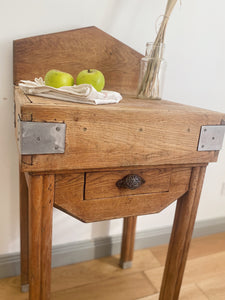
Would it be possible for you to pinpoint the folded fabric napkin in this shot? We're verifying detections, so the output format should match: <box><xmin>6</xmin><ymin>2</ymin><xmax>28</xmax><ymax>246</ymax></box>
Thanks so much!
<box><xmin>19</xmin><ymin>77</ymin><xmax>122</xmax><ymax>105</ymax></box>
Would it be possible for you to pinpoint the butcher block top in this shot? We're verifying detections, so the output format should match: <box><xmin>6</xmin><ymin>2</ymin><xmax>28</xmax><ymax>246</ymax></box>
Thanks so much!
<box><xmin>15</xmin><ymin>87</ymin><xmax>225</xmax><ymax>172</ymax></box>
<box><xmin>13</xmin><ymin>26</ymin><xmax>225</xmax><ymax>172</ymax></box>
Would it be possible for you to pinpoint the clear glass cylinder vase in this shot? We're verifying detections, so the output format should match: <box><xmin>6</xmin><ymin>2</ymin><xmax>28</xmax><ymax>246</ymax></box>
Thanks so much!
<box><xmin>137</xmin><ymin>42</ymin><xmax>167</xmax><ymax>100</ymax></box>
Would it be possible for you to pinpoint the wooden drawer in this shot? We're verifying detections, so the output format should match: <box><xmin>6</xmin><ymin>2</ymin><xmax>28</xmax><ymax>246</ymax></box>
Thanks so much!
<box><xmin>84</xmin><ymin>168</ymin><xmax>171</xmax><ymax>200</ymax></box>
<box><xmin>54</xmin><ymin>167</ymin><xmax>192</xmax><ymax>222</ymax></box>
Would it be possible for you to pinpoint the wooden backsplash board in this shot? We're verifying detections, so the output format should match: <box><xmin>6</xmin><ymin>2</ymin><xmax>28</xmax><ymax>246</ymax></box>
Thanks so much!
<box><xmin>13</xmin><ymin>26</ymin><xmax>143</xmax><ymax>95</ymax></box>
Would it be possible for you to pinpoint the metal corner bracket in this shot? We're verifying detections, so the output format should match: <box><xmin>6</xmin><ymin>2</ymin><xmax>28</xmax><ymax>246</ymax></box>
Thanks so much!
<box><xmin>198</xmin><ymin>125</ymin><xmax>225</xmax><ymax>151</ymax></box>
<box><xmin>17</xmin><ymin>119</ymin><xmax>66</xmax><ymax>155</ymax></box>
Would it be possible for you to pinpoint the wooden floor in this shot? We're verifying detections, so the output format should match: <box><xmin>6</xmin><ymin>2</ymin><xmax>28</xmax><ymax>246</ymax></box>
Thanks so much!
<box><xmin>1</xmin><ymin>232</ymin><xmax>225</xmax><ymax>300</ymax></box>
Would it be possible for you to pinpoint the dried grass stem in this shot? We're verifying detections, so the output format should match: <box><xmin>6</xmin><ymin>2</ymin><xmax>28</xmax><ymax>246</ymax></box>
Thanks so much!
<box><xmin>138</xmin><ymin>0</ymin><xmax>178</xmax><ymax>99</ymax></box>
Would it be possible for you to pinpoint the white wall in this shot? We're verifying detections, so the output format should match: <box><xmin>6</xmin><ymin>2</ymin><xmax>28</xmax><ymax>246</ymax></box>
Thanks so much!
<box><xmin>0</xmin><ymin>0</ymin><xmax>225</xmax><ymax>255</ymax></box>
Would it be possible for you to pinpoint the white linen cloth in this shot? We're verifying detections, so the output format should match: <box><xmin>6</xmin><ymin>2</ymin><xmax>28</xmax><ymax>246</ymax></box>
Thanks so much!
<box><xmin>19</xmin><ymin>77</ymin><xmax>122</xmax><ymax>105</ymax></box>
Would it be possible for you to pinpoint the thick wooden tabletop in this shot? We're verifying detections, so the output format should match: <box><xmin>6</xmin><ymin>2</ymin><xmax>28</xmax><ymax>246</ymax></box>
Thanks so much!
<box><xmin>15</xmin><ymin>87</ymin><xmax>225</xmax><ymax>172</ymax></box>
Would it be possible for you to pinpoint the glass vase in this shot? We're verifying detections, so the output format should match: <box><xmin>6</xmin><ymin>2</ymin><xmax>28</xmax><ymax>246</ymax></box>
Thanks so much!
<box><xmin>137</xmin><ymin>42</ymin><xmax>167</xmax><ymax>100</ymax></box>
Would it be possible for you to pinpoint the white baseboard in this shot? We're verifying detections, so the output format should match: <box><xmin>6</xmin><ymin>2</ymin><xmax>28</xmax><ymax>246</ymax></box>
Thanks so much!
<box><xmin>1</xmin><ymin>217</ymin><xmax>225</xmax><ymax>279</ymax></box>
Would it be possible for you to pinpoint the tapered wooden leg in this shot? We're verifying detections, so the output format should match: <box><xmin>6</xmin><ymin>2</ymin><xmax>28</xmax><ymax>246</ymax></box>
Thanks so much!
<box><xmin>29</xmin><ymin>175</ymin><xmax>54</xmax><ymax>300</ymax></box>
<box><xmin>120</xmin><ymin>216</ymin><xmax>137</xmax><ymax>269</ymax></box>
<box><xmin>159</xmin><ymin>166</ymin><xmax>206</xmax><ymax>300</ymax></box>
<box><xmin>20</xmin><ymin>171</ymin><xmax>29</xmax><ymax>292</ymax></box>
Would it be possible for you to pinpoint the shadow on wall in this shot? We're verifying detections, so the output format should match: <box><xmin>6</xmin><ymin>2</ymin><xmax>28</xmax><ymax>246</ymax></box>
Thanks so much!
<box><xmin>92</xmin><ymin>221</ymin><xmax>111</xmax><ymax>257</ymax></box>
<box><xmin>91</xmin><ymin>221</ymin><xmax>121</xmax><ymax>258</ymax></box>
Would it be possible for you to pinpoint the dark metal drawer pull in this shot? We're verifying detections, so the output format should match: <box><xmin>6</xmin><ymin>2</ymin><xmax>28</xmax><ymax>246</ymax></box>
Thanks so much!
<box><xmin>116</xmin><ymin>174</ymin><xmax>145</xmax><ymax>190</ymax></box>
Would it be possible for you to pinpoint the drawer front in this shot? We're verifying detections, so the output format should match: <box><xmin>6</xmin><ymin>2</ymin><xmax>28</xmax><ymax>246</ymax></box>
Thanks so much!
<box><xmin>54</xmin><ymin>167</ymin><xmax>192</xmax><ymax>222</ymax></box>
<box><xmin>85</xmin><ymin>168</ymin><xmax>171</xmax><ymax>200</ymax></box>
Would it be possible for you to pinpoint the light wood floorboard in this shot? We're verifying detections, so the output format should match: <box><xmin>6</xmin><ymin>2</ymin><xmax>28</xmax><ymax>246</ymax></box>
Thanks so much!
<box><xmin>137</xmin><ymin>283</ymin><xmax>209</xmax><ymax>300</ymax></box>
<box><xmin>1</xmin><ymin>232</ymin><xmax>225</xmax><ymax>299</ymax></box>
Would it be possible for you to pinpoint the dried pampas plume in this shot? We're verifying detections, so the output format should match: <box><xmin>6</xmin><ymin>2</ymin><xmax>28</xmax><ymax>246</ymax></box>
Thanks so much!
<box><xmin>137</xmin><ymin>0</ymin><xmax>178</xmax><ymax>99</ymax></box>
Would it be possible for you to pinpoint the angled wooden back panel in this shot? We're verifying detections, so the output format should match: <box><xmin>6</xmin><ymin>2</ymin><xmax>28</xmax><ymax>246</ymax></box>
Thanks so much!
<box><xmin>13</xmin><ymin>26</ymin><xmax>142</xmax><ymax>94</ymax></box>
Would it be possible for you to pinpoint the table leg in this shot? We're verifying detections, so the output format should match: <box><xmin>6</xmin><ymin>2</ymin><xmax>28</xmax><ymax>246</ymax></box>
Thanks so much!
<box><xmin>20</xmin><ymin>171</ymin><xmax>29</xmax><ymax>292</ymax></box>
<box><xmin>120</xmin><ymin>216</ymin><xmax>137</xmax><ymax>269</ymax></box>
<box><xmin>28</xmin><ymin>174</ymin><xmax>54</xmax><ymax>300</ymax></box>
<box><xmin>159</xmin><ymin>166</ymin><xmax>206</xmax><ymax>300</ymax></box>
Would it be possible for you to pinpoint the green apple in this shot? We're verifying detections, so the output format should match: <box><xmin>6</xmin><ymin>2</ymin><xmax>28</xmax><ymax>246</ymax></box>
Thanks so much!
<box><xmin>76</xmin><ymin>69</ymin><xmax>105</xmax><ymax>92</ymax></box>
<box><xmin>44</xmin><ymin>69</ymin><xmax>74</xmax><ymax>88</ymax></box>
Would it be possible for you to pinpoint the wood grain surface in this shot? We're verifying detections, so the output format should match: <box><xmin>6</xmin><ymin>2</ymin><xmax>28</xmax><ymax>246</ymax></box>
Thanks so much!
<box><xmin>120</xmin><ymin>216</ymin><xmax>137</xmax><ymax>267</ymax></box>
<box><xmin>85</xmin><ymin>168</ymin><xmax>171</xmax><ymax>200</ymax></box>
<box><xmin>15</xmin><ymin>88</ymin><xmax>225</xmax><ymax>172</ymax></box>
<box><xmin>28</xmin><ymin>175</ymin><xmax>43</xmax><ymax>300</ymax></box>
<box><xmin>19</xmin><ymin>171</ymin><xmax>29</xmax><ymax>288</ymax></box>
<box><xmin>55</xmin><ymin>173</ymin><xmax>84</xmax><ymax>202</ymax></box>
<box><xmin>13</xmin><ymin>26</ymin><xmax>142</xmax><ymax>95</ymax></box>
<box><xmin>28</xmin><ymin>174</ymin><xmax>54</xmax><ymax>300</ymax></box>
<box><xmin>159</xmin><ymin>166</ymin><xmax>206</xmax><ymax>300</ymax></box>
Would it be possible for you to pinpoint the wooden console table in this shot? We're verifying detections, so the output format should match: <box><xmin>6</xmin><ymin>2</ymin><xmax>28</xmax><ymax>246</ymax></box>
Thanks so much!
<box><xmin>14</xmin><ymin>27</ymin><xmax>225</xmax><ymax>300</ymax></box>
